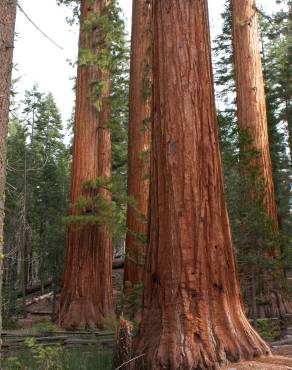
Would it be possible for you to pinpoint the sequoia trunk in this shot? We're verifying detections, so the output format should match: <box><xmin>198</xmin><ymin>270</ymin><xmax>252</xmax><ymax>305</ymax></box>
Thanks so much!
<box><xmin>59</xmin><ymin>0</ymin><xmax>113</xmax><ymax>329</ymax></box>
<box><xmin>232</xmin><ymin>0</ymin><xmax>291</xmax><ymax>317</ymax></box>
<box><xmin>124</xmin><ymin>0</ymin><xmax>151</xmax><ymax>286</ymax></box>
<box><xmin>134</xmin><ymin>1</ymin><xmax>270</xmax><ymax>369</ymax></box>
<box><xmin>0</xmin><ymin>0</ymin><xmax>17</xmax><ymax>363</ymax></box>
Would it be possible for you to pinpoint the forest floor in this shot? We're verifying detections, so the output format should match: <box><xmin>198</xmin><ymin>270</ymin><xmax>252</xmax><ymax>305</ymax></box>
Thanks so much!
<box><xmin>4</xmin><ymin>268</ymin><xmax>292</xmax><ymax>369</ymax></box>
<box><xmin>221</xmin><ymin>356</ymin><xmax>292</xmax><ymax>369</ymax></box>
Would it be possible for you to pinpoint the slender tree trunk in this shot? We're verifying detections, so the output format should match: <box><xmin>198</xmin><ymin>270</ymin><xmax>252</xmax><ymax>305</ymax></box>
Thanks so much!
<box><xmin>0</xmin><ymin>0</ymin><xmax>17</xmax><ymax>363</ymax></box>
<box><xmin>232</xmin><ymin>0</ymin><xmax>291</xmax><ymax>317</ymax></box>
<box><xmin>124</xmin><ymin>0</ymin><xmax>151</xmax><ymax>286</ymax></box>
<box><xmin>286</xmin><ymin>2</ymin><xmax>292</xmax><ymax>164</ymax></box>
<box><xmin>134</xmin><ymin>1</ymin><xmax>270</xmax><ymax>369</ymax></box>
<box><xmin>59</xmin><ymin>0</ymin><xmax>113</xmax><ymax>329</ymax></box>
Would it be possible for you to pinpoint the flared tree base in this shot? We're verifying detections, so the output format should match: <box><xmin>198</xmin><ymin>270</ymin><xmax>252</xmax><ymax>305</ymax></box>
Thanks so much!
<box><xmin>58</xmin><ymin>297</ymin><xmax>106</xmax><ymax>330</ymax></box>
<box><xmin>134</xmin><ymin>305</ymin><xmax>270</xmax><ymax>370</ymax></box>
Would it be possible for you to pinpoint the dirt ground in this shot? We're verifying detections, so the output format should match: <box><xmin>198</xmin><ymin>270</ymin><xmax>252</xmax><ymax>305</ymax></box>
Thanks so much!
<box><xmin>221</xmin><ymin>355</ymin><xmax>292</xmax><ymax>370</ymax></box>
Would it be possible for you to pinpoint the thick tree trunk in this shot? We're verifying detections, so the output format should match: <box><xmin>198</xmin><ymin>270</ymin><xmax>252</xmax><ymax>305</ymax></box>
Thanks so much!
<box><xmin>0</xmin><ymin>0</ymin><xmax>17</xmax><ymax>364</ymax></box>
<box><xmin>232</xmin><ymin>0</ymin><xmax>291</xmax><ymax>317</ymax></box>
<box><xmin>59</xmin><ymin>0</ymin><xmax>113</xmax><ymax>329</ymax></box>
<box><xmin>134</xmin><ymin>1</ymin><xmax>270</xmax><ymax>369</ymax></box>
<box><xmin>124</xmin><ymin>0</ymin><xmax>151</xmax><ymax>286</ymax></box>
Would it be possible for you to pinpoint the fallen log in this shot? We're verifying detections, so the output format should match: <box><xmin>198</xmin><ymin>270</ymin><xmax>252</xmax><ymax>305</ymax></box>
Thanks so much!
<box><xmin>26</xmin><ymin>292</ymin><xmax>54</xmax><ymax>307</ymax></box>
<box><xmin>112</xmin><ymin>258</ymin><xmax>124</xmax><ymax>269</ymax></box>
<box><xmin>271</xmin><ymin>338</ymin><xmax>292</xmax><ymax>347</ymax></box>
<box><xmin>17</xmin><ymin>278</ymin><xmax>53</xmax><ymax>298</ymax></box>
<box><xmin>25</xmin><ymin>309</ymin><xmax>52</xmax><ymax>316</ymax></box>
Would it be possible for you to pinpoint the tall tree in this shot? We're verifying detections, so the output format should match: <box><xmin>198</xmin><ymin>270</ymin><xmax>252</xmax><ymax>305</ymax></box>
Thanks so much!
<box><xmin>262</xmin><ymin>0</ymin><xmax>292</xmax><ymax>272</ymax></box>
<box><xmin>134</xmin><ymin>1</ymin><xmax>269</xmax><ymax>369</ymax></box>
<box><xmin>232</xmin><ymin>0</ymin><xmax>291</xmax><ymax>317</ymax></box>
<box><xmin>124</xmin><ymin>0</ymin><xmax>151</xmax><ymax>286</ymax></box>
<box><xmin>232</xmin><ymin>0</ymin><xmax>278</xmax><ymax>248</ymax></box>
<box><xmin>0</xmin><ymin>0</ymin><xmax>17</xmax><ymax>362</ymax></box>
<box><xmin>59</xmin><ymin>0</ymin><xmax>113</xmax><ymax>328</ymax></box>
<box><xmin>3</xmin><ymin>89</ymin><xmax>70</xmax><ymax>323</ymax></box>
<box><xmin>279</xmin><ymin>0</ymin><xmax>292</xmax><ymax>163</ymax></box>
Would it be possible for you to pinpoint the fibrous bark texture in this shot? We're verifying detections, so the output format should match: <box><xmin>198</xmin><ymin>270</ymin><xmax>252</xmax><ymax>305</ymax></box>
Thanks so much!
<box><xmin>134</xmin><ymin>1</ymin><xmax>270</xmax><ymax>369</ymax></box>
<box><xmin>232</xmin><ymin>0</ymin><xmax>291</xmax><ymax>317</ymax></box>
<box><xmin>232</xmin><ymin>0</ymin><xmax>280</xmax><ymax>239</ymax></box>
<box><xmin>124</xmin><ymin>0</ymin><xmax>151</xmax><ymax>286</ymax></box>
<box><xmin>59</xmin><ymin>0</ymin><xmax>113</xmax><ymax>329</ymax></box>
<box><xmin>0</xmin><ymin>0</ymin><xmax>17</xmax><ymax>364</ymax></box>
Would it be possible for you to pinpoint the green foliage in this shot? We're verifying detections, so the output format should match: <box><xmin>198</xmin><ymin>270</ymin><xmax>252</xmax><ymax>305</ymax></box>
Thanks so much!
<box><xmin>120</xmin><ymin>282</ymin><xmax>143</xmax><ymax>323</ymax></box>
<box><xmin>259</xmin><ymin>2</ymin><xmax>292</xmax><ymax>270</ymax></box>
<box><xmin>4</xmin><ymin>339</ymin><xmax>65</xmax><ymax>370</ymax></box>
<box><xmin>34</xmin><ymin>321</ymin><xmax>58</xmax><ymax>334</ymax></box>
<box><xmin>3</xmin><ymin>346</ymin><xmax>113</xmax><ymax>370</ymax></box>
<box><xmin>26</xmin><ymin>338</ymin><xmax>65</xmax><ymax>370</ymax></box>
<box><xmin>3</xmin><ymin>85</ymin><xmax>71</xmax><ymax>319</ymax></box>
<box><xmin>257</xmin><ymin>319</ymin><xmax>279</xmax><ymax>342</ymax></box>
<box><xmin>77</xmin><ymin>0</ymin><xmax>129</xmax><ymax>115</ymax></box>
<box><xmin>64</xmin><ymin>0</ymin><xmax>130</xmax><ymax>254</ymax></box>
<box><xmin>214</xmin><ymin>1</ymin><xmax>292</xmax><ymax>310</ymax></box>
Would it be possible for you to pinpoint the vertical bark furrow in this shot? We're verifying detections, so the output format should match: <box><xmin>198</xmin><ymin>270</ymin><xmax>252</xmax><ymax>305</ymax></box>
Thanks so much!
<box><xmin>134</xmin><ymin>1</ymin><xmax>269</xmax><ymax>369</ymax></box>
<box><xmin>124</xmin><ymin>0</ymin><xmax>152</xmax><ymax>286</ymax></box>
<box><xmin>59</xmin><ymin>0</ymin><xmax>113</xmax><ymax>329</ymax></box>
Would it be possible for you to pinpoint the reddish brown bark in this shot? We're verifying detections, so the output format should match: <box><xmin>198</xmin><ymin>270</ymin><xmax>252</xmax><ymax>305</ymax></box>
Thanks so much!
<box><xmin>232</xmin><ymin>0</ymin><xmax>291</xmax><ymax>318</ymax></box>
<box><xmin>134</xmin><ymin>1</ymin><xmax>270</xmax><ymax>369</ymax></box>
<box><xmin>232</xmin><ymin>0</ymin><xmax>279</xmax><ymax>241</ymax></box>
<box><xmin>59</xmin><ymin>0</ymin><xmax>113</xmax><ymax>329</ymax></box>
<box><xmin>0</xmin><ymin>0</ymin><xmax>17</xmax><ymax>363</ymax></box>
<box><xmin>124</xmin><ymin>0</ymin><xmax>151</xmax><ymax>286</ymax></box>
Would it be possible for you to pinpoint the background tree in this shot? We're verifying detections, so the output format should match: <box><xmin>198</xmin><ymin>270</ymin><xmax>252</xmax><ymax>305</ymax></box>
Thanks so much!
<box><xmin>213</xmin><ymin>0</ymin><xmax>292</xmax><ymax>318</ymax></box>
<box><xmin>260</xmin><ymin>0</ymin><xmax>292</xmax><ymax>276</ymax></box>
<box><xmin>134</xmin><ymin>1</ymin><xmax>269</xmax><ymax>369</ymax></box>
<box><xmin>3</xmin><ymin>87</ymin><xmax>70</xmax><ymax>322</ymax></box>
<box><xmin>232</xmin><ymin>0</ymin><xmax>291</xmax><ymax>318</ymax></box>
<box><xmin>124</xmin><ymin>0</ymin><xmax>151</xmax><ymax>287</ymax></box>
<box><xmin>0</xmin><ymin>0</ymin><xmax>17</xmax><ymax>362</ymax></box>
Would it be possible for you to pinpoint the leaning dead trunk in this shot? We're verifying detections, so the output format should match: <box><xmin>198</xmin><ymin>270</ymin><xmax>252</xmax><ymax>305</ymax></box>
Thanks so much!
<box><xmin>59</xmin><ymin>0</ymin><xmax>113</xmax><ymax>329</ymax></box>
<box><xmin>0</xmin><ymin>0</ymin><xmax>17</xmax><ymax>364</ymax></box>
<box><xmin>134</xmin><ymin>1</ymin><xmax>270</xmax><ymax>369</ymax></box>
<box><xmin>124</xmin><ymin>0</ymin><xmax>151</xmax><ymax>287</ymax></box>
<box><xmin>112</xmin><ymin>316</ymin><xmax>133</xmax><ymax>370</ymax></box>
<box><xmin>232</xmin><ymin>0</ymin><xmax>291</xmax><ymax>318</ymax></box>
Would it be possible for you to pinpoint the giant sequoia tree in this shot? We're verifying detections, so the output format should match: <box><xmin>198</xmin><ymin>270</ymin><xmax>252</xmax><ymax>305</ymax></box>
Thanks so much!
<box><xmin>134</xmin><ymin>1</ymin><xmax>269</xmax><ymax>369</ymax></box>
<box><xmin>232</xmin><ymin>0</ymin><xmax>291</xmax><ymax>317</ymax></box>
<box><xmin>124</xmin><ymin>0</ymin><xmax>151</xmax><ymax>286</ymax></box>
<box><xmin>59</xmin><ymin>0</ymin><xmax>113</xmax><ymax>328</ymax></box>
<box><xmin>0</xmin><ymin>0</ymin><xmax>17</xmax><ymax>361</ymax></box>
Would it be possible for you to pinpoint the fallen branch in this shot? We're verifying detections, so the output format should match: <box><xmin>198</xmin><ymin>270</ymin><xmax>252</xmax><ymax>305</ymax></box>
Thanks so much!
<box><xmin>114</xmin><ymin>354</ymin><xmax>145</xmax><ymax>370</ymax></box>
